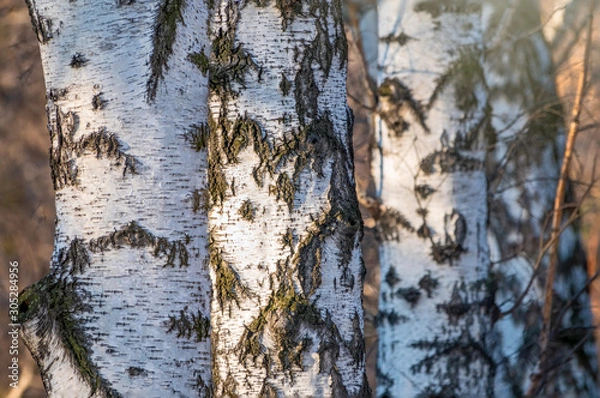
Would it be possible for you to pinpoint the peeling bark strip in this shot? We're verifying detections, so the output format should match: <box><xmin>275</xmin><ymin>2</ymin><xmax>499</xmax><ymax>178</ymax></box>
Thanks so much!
<box><xmin>22</xmin><ymin>1</ymin><xmax>211</xmax><ymax>396</ymax></box>
<box><xmin>205</xmin><ymin>0</ymin><xmax>368</xmax><ymax>396</ymax></box>
<box><xmin>147</xmin><ymin>0</ymin><xmax>187</xmax><ymax>101</ymax></box>
<box><xmin>375</xmin><ymin>0</ymin><xmax>495</xmax><ymax>396</ymax></box>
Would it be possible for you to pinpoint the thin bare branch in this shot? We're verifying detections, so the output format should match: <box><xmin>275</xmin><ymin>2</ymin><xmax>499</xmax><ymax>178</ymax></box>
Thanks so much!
<box><xmin>527</xmin><ymin>1</ymin><xmax>595</xmax><ymax>394</ymax></box>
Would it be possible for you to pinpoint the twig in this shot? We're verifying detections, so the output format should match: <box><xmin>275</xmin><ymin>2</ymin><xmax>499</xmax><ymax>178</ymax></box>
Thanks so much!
<box><xmin>527</xmin><ymin>0</ymin><xmax>595</xmax><ymax>394</ymax></box>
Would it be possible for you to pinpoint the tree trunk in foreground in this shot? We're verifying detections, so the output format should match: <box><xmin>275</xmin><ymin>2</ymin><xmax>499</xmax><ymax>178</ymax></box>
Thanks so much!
<box><xmin>20</xmin><ymin>0</ymin><xmax>370</xmax><ymax>397</ymax></box>
<box><xmin>484</xmin><ymin>1</ymin><xmax>598</xmax><ymax>396</ymax></box>
<box><xmin>374</xmin><ymin>1</ymin><xmax>495</xmax><ymax>396</ymax></box>
<box><xmin>202</xmin><ymin>0</ymin><xmax>369</xmax><ymax>396</ymax></box>
<box><xmin>19</xmin><ymin>1</ymin><xmax>213</xmax><ymax>396</ymax></box>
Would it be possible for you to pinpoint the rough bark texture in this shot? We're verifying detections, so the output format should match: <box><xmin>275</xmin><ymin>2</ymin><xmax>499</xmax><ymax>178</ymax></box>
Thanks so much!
<box><xmin>202</xmin><ymin>0</ymin><xmax>369</xmax><ymax>396</ymax></box>
<box><xmin>374</xmin><ymin>1</ymin><xmax>496</xmax><ymax>396</ymax></box>
<box><xmin>484</xmin><ymin>0</ymin><xmax>598</xmax><ymax>396</ymax></box>
<box><xmin>19</xmin><ymin>1</ymin><xmax>212</xmax><ymax>396</ymax></box>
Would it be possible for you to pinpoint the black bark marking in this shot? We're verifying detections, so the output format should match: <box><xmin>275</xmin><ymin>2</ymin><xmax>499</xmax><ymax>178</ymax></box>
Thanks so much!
<box><xmin>431</xmin><ymin>240</ymin><xmax>466</xmax><ymax>265</ymax></box>
<box><xmin>380</xmin><ymin>32</ymin><xmax>413</xmax><ymax>46</ymax></box>
<box><xmin>70</xmin><ymin>53</ymin><xmax>89</xmax><ymax>68</ymax></box>
<box><xmin>236</xmin><ymin>279</ymin><xmax>319</xmax><ymax>376</ymax></box>
<box><xmin>127</xmin><ymin>367</ymin><xmax>148</xmax><ymax>377</ymax></box>
<box><xmin>414</xmin><ymin>0</ymin><xmax>481</xmax><ymax>19</ymax></box>
<box><xmin>376</xmin><ymin>310</ymin><xmax>408</xmax><ymax>326</ymax></box>
<box><xmin>166</xmin><ymin>306</ymin><xmax>210</xmax><ymax>342</ymax></box>
<box><xmin>183</xmin><ymin>123</ymin><xmax>210</xmax><ymax>152</ymax></box>
<box><xmin>19</xmin><ymin>255</ymin><xmax>122</xmax><ymax>397</ymax></box>
<box><xmin>24</xmin><ymin>0</ymin><xmax>53</xmax><ymax>44</ymax></box>
<box><xmin>294</xmin><ymin>51</ymin><xmax>320</xmax><ymax>125</ymax></box>
<box><xmin>48</xmin><ymin>105</ymin><xmax>78</xmax><ymax>190</ymax></box>
<box><xmin>444</xmin><ymin>210</ymin><xmax>467</xmax><ymax>248</ymax></box>
<box><xmin>417</xmin><ymin>223</ymin><xmax>432</xmax><ymax>239</ymax></box>
<box><xmin>269</xmin><ymin>172</ymin><xmax>295</xmax><ymax>211</ymax></box>
<box><xmin>275</xmin><ymin>0</ymin><xmax>303</xmax><ymax>30</ymax></box>
<box><xmin>189</xmin><ymin>29</ymin><xmax>258</xmax><ymax>95</ymax></box>
<box><xmin>379</xmin><ymin>78</ymin><xmax>429</xmax><ymax>136</ymax></box>
<box><xmin>91</xmin><ymin>93</ymin><xmax>107</xmax><ymax>110</ymax></box>
<box><xmin>57</xmin><ymin>238</ymin><xmax>91</xmax><ymax>275</ymax></box>
<box><xmin>79</xmin><ymin>128</ymin><xmax>139</xmax><ymax>176</ymax></box>
<box><xmin>89</xmin><ymin>221</ymin><xmax>190</xmax><ymax>268</ymax></box>
<box><xmin>48</xmin><ymin>111</ymin><xmax>139</xmax><ymax>190</ymax></box>
<box><xmin>48</xmin><ymin>88</ymin><xmax>68</xmax><ymax>101</ymax></box>
<box><xmin>346</xmin><ymin>311</ymin><xmax>365</xmax><ymax>368</ymax></box>
<box><xmin>418</xmin><ymin>272</ymin><xmax>439</xmax><ymax>298</ymax></box>
<box><xmin>189</xmin><ymin>189</ymin><xmax>210</xmax><ymax>213</ymax></box>
<box><xmin>280</xmin><ymin>228</ymin><xmax>295</xmax><ymax>254</ymax></box>
<box><xmin>427</xmin><ymin>49</ymin><xmax>484</xmax><ymax>113</ymax></box>
<box><xmin>147</xmin><ymin>0</ymin><xmax>187</xmax><ymax>102</ymax></box>
<box><xmin>209</xmin><ymin>229</ymin><xmax>248</xmax><ymax>310</ymax></box>
<box><xmin>375</xmin><ymin>208</ymin><xmax>414</xmax><ymax>241</ymax></box>
<box><xmin>420</xmin><ymin>149</ymin><xmax>482</xmax><ymax>175</ymax></box>
<box><xmin>436</xmin><ymin>285</ymin><xmax>470</xmax><ymax>326</ymax></box>
<box><xmin>384</xmin><ymin>267</ymin><xmax>401</xmax><ymax>287</ymax></box>
<box><xmin>396</xmin><ymin>287</ymin><xmax>421</xmax><ymax>307</ymax></box>
<box><xmin>238</xmin><ymin>199</ymin><xmax>256</xmax><ymax>221</ymax></box>
<box><xmin>279</xmin><ymin>73</ymin><xmax>291</xmax><ymax>96</ymax></box>
<box><xmin>415</xmin><ymin>184</ymin><xmax>435</xmax><ymax>199</ymax></box>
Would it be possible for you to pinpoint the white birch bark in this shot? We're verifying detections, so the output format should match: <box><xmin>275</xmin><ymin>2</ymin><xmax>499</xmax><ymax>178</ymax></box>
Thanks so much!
<box><xmin>374</xmin><ymin>1</ymin><xmax>495</xmax><ymax>396</ymax></box>
<box><xmin>199</xmin><ymin>0</ymin><xmax>369</xmax><ymax>396</ymax></box>
<box><xmin>484</xmin><ymin>1</ymin><xmax>598</xmax><ymax>396</ymax></box>
<box><xmin>19</xmin><ymin>1</ymin><xmax>212</xmax><ymax>396</ymax></box>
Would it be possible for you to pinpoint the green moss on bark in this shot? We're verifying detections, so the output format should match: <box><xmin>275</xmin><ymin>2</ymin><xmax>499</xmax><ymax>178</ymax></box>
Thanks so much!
<box><xmin>237</xmin><ymin>279</ymin><xmax>320</xmax><ymax>375</ymax></box>
<box><xmin>209</xmin><ymin>230</ymin><xmax>247</xmax><ymax>310</ymax></box>
<box><xmin>19</xmin><ymin>251</ymin><xmax>122</xmax><ymax>397</ymax></box>
<box><xmin>238</xmin><ymin>199</ymin><xmax>256</xmax><ymax>221</ymax></box>
<box><xmin>183</xmin><ymin>123</ymin><xmax>210</xmax><ymax>152</ymax></box>
<box><xmin>189</xmin><ymin>188</ymin><xmax>210</xmax><ymax>213</ymax></box>
<box><xmin>269</xmin><ymin>172</ymin><xmax>295</xmax><ymax>211</ymax></box>
<box><xmin>189</xmin><ymin>29</ymin><xmax>258</xmax><ymax>95</ymax></box>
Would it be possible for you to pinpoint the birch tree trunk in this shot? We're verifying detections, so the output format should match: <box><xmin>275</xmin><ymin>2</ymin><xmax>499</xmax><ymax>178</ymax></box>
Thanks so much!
<box><xmin>484</xmin><ymin>0</ymin><xmax>598</xmax><ymax>395</ymax></box>
<box><xmin>374</xmin><ymin>1</ymin><xmax>496</xmax><ymax>396</ymax></box>
<box><xmin>201</xmin><ymin>0</ymin><xmax>369</xmax><ymax>396</ymax></box>
<box><xmin>20</xmin><ymin>0</ymin><xmax>370</xmax><ymax>396</ymax></box>
<box><xmin>18</xmin><ymin>1</ymin><xmax>213</xmax><ymax>396</ymax></box>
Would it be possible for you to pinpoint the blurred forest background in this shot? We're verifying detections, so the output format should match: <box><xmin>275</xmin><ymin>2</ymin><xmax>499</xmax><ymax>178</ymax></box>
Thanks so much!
<box><xmin>0</xmin><ymin>0</ymin><xmax>599</xmax><ymax>396</ymax></box>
